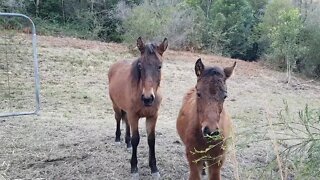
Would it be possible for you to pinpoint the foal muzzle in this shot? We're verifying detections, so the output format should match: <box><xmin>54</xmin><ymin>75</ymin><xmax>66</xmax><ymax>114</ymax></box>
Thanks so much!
<box><xmin>202</xmin><ymin>126</ymin><xmax>220</xmax><ymax>137</ymax></box>
<box><xmin>141</xmin><ymin>94</ymin><xmax>155</xmax><ymax>106</ymax></box>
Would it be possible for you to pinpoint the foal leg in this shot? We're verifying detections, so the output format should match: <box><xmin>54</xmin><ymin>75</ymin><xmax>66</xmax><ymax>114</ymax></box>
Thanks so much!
<box><xmin>186</xmin><ymin>153</ymin><xmax>202</xmax><ymax>180</ymax></box>
<box><xmin>128</xmin><ymin>113</ymin><xmax>140</xmax><ymax>176</ymax></box>
<box><xmin>146</xmin><ymin>116</ymin><xmax>159</xmax><ymax>177</ymax></box>
<box><xmin>201</xmin><ymin>161</ymin><xmax>206</xmax><ymax>176</ymax></box>
<box><xmin>113</xmin><ymin>105</ymin><xmax>122</xmax><ymax>143</ymax></box>
<box><xmin>122</xmin><ymin>111</ymin><xmax>132</xmax><ymax>149</ymax></box>
<box><xmin>208</xmin><ymin>163</ymin><xmax>222</xmax><ymax>180</ymax></box>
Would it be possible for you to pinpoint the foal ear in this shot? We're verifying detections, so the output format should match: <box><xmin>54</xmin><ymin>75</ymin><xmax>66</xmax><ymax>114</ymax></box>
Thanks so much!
<box><xmin>157</xmin><ymin>38</ymin><xmax>168</xmax><ymax>56</ymax></box>
<box><xmin>224</xmin><ymin>61</ymin><xmax>236</xmax><ymax>79</ymax></box>
<box><xmin>137</xmin><ymin>37</ymin><xmax>145</xmax><ymax>54</ymax></box>
<box><xmin>195</xmin><ymin>58</ymin><xmax>205</xmax><ymax>77</ymax></box>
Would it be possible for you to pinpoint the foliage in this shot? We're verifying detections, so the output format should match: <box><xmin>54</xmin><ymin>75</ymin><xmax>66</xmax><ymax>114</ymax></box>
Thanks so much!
<box><xmin>1</xmin><ymin>0</ymin><xmax>320</xmax><ymax>77</ymax></box>
<box><xmin>209</xmin><ymin>0</ymin><xmax>254</xmax><ymax>59</ymax></box>
<box><xmin>120</xmin><ymin>0</ymin><xmax>204</xmax><ymax>50</ymax></box>
<box><xmin>186</xmin><ymin>0</ymin><xmax>256</xmax><ymax>59</ymax></box>
<box><xmin>300</xmin><ymin>3</ymin><xmax>320</xmax><ymax>77</ymax></box>
<box><xmin>0</xmin><ymin>0</ymin><xmax>130</xmax><ymax>41</ymax></box>
<box><xmin>255</xmin><ymin>0</ymin><xmax>320</xmax><ymax>78</ymax></box>
<box><xmin>273</xmin><ymin>102</ymin><xmax>320</xmax><ymax>178</ymax></box>
<box><xmin>254</xmin><ymin>0</ymin><xmax>293</xmax><ymax>61</ymax></box>
<box><xmin>268</xmin><ymin>9</ymin><xmax>307</xmax><ymax>82</ymax></box>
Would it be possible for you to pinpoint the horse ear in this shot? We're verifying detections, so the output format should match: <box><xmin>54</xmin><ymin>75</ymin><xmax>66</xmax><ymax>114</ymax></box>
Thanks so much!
<box><xmin>137</xmin><ymin>37</ymin><xmax>144</xmax><ymax>54</ymax></box>
<box><xmin>224</xmin><ymin>61</ymin><xmax>236</xmax><ymax>79</ymax></box>
<box><xmin>195</xmin><ymin>58</ymin><xmax>204</xmax><ymax>77</ymax></box>
<box><xmin>157</xmin><ymin>38</ymin><xmax>168</xmax><ymax>56</ymax></box>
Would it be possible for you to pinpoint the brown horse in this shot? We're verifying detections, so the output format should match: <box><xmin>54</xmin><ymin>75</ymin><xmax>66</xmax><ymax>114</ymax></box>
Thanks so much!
<box><xmin>108</xmin><ymin>37</ymin><xmax>168</xmax><ymax>178</ymax></box>
<box><xmin>176</xmin><ymin>58</ymin><xmax>236</xmax><ymax>180</ymax></box>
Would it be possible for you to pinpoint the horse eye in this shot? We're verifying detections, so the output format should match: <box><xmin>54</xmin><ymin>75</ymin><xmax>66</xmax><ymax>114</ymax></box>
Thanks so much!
<box><xmin>158</xmin><ymin>65</ymin><xmax>162</xmax><ymax>70</ymax></box>
<box><xmin>197</xmin><ymin>92</ymin><xmax>201</xmax><ymax>98</ymax></box>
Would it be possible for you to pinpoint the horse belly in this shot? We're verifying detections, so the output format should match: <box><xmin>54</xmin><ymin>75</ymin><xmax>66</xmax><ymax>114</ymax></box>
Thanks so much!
<box><xmin>108</xmin><ymin>63</ymin><xmax>131</xmax><ymax>111</ymax></box>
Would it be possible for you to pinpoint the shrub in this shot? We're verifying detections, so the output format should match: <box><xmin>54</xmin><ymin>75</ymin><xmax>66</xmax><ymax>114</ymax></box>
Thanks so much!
<box><xmin>206</xmin><ymin>0</ymin><xmax>255</xmax><ymax>59</ymax></box>
<box><xmin>272</xmin><ymin>102</ymin><xmax>320</xmax><ymax>178</ymax></box>
<box><xmin>119</xmin><ymin>0</ymin><xmax>204</xmax><ymax>50</ymax></box>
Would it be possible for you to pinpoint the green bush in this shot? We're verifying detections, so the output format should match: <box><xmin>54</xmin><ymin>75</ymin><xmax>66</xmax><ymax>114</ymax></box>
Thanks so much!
<box><xmin>300</xmin><ymin>5</ymin><xmax>320</xmax><ymax>78</ymax></box>
<box><xmin>120</xmin><ymin>0</ymin><xmax>204</xmax><ymax>50</ymax></box>
<box><xmin>268</xmin><ymin>9</ymin><xmax>307</xmax><ymax>81</ymax></box>
<box><xmin>209</xmin><ymin>0</ymin><xmax>255</xmax><ymax>59</ymax></box>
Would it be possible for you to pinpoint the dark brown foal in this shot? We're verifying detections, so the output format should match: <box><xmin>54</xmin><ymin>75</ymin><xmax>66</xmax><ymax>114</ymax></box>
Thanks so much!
<box><xmin>176</xmin><ymin>58</ymin><xmax>236</xmax><ymax>180</ymax></box>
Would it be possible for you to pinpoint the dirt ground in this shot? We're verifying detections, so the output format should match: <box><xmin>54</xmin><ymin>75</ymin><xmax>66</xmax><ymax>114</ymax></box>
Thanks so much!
<box><xmin>1</xmin><ymin>34</ymin><xmax>320</xmax><ymax>180</ymax></box>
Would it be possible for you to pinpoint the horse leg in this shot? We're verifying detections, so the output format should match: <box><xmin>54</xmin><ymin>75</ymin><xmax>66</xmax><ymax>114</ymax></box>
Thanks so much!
<box><xmin>146</xmin><ymin>116</ymin><xmax>159</xmax><ymax>177</ymax></box>
<box><xmin>122</xmin><ymin>111</ymin><xmax>131</xmax><ymax>149</ymax></box>
<box><xmin>113</xmin><ymin>105</ymin><xmax>122</xmax><ymax>143</ymax></box>
<box><xmin>186</xmin><ymin>153</ymin><xmax>201</xmax><ymax>180</ymax></box>
<box><xmin>201</xmin><ymin>161</ymin><xmax>206</xmax><ymax>176</ymax></box>
<box><xmin>128</xmin><ymin>113</ymin><xmax>140</xmax><ymax>175</ymax></box>
<box><xmin>208</xmin><ymin>164</ymin><xmax>221</xmax><ymax>180</ymax></box>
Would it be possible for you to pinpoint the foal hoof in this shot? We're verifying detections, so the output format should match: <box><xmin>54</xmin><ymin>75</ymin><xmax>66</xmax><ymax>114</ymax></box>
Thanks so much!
<box><xmin>115</xmin><ymin>141</ymin><xmax>121</xmax><ymax>146</ymax></box>
<box><xmin>131</xmin><ymin>173</ymin><xmax>139</xmax><ymax>180</ymax></box>
<box><xmin>151</xmin><ymin>172</ymin><xmax>160</xmax><ymax>179</ymax></box>
<box><xmin>127</xmin><ymin>147</ymin><xmax>132</xmax><ymax>153</ymax></box>
<box><xmin>201</xmin><ymin>174</ymin><xmax>208</xmax><ymax>180</ymax></box>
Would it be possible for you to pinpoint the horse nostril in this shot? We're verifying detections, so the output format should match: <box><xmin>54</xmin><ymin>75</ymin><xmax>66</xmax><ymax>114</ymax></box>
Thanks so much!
<box><xmin>211</xmin><ymin>130</ymin><xmax>220</xmax><ymax>136</ymax></box>
<box><xmin>142</xmin><ymin>95</ymin><xmax>154</xmax><ymax>106</ymax></box>
<box><xmin>203</xmin><ymin>126</ymin><xmax>211</xmax><ymax>136</ymax></box>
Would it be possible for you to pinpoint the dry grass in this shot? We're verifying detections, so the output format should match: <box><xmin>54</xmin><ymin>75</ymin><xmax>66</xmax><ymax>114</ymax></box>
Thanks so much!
<box><xmin>0</xmin><ymin>33</ymin><xmax>320</xmax><ymax>179</ymax></box>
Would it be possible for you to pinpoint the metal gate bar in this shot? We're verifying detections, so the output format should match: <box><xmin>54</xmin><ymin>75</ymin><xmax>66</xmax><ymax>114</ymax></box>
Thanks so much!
<box><xmin>0</xmin><ymin>12</ymin><xmax>40</xmax><ymax>117</ymax></box>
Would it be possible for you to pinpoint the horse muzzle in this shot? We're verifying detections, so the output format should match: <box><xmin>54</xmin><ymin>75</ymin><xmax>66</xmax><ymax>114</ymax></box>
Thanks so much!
<box><xmin>141</xmin><ymin>94</ymin><xmax>155</xmax><ymax>107</ymax></box>
<box><xmin>202</xmin><ymin>126</ymin><xmax>220</xmax><ymax>138</ymax></box>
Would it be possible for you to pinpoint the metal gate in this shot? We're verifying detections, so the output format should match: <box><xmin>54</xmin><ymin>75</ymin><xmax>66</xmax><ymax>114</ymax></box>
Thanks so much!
<box><xmin>0</xmin><ymin>13</ymin><xmax>40</xmax><ymax>117</ymax></box>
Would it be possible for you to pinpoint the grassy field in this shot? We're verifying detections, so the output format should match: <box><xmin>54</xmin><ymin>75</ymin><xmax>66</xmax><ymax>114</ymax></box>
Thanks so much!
<box><xmin>1</xmin><ymin>33</ymin><xmax>320</xmax><ymax>179</ymax></box>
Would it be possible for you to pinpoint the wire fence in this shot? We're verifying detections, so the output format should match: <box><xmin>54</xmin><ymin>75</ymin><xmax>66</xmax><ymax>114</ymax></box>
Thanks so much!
<box><xmin>0</xmin><ymin>13</ymin><xmax>40</xmax><ymax>117</ymax></box>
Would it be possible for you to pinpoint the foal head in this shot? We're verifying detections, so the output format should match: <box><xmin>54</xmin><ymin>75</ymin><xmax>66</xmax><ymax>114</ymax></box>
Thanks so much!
<box><xmin>194</xmin><ymin>58</ymin><xmax>236</xmax><ymax>138</ymax></box>
<box><xmin>135</xmin><ymin>37</ymin><xmax>168</xmax><ymax>107</ymax></box>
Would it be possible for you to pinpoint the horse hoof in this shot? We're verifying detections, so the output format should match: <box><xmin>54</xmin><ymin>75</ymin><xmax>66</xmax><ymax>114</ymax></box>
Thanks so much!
<box><xmin>115</xmin><ymin>142</ymin><xmax>121</xmax><ymax>146</ymax></box>
<box><xmin>131</xmin><ymin>173</ymin><xmax>139</xmax><ymax>180</ymax></box>
<box><xmin>201</xmin><ymin>174</ymin><xmax>208</xmax><ymax>180</ymax></box>
<box><xmin>151</xmin><ymin>172</ymin><xmax>160</xmax><ymax>179</ymax></box>
<box><xmin>127</xmin><ymin>146</ymin><xmax>132</xmax><ymax>153</ymax></box>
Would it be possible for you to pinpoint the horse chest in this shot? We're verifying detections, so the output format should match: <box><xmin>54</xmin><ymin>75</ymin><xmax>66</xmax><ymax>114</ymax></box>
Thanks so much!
<box><xmin>136</xmin><ymin>107</ymin><xmax>158</xmax><ymax>117</ymax></box>
<box><xmin>187</xmin><ymin>132</ymin><xmax>225</xmax><ymax>160</ymax></box>
<box><xmin>134</xmin><ymin>98</ymin><xmax>161</xmax><ymax>117</ymax></box>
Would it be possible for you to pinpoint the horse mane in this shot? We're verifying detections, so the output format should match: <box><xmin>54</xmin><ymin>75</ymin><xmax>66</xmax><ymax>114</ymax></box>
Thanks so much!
<box><xmin>130</xmin><ymin>43</ymin><xmax>158</xmax><ymax>87</ymax></box>
<box><xmin>202</xmin><ymin>67</ymin><xmax>224</xmax><ymax>78</ymax></box>
<box><xmin>131</xmin><ymin>59</ymin><xmax>141</xmax><ymax>87</ymax></box>
<box><xmin>146</xmin><ymin>43</ymin><xmax>156</xmax><ymax>54</ymax></box>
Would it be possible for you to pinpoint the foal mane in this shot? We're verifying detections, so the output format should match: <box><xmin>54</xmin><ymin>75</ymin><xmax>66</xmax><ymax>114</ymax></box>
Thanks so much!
<box><xmin>130</xmin><ymin>43</ymin><xmax>158</xmax><ymax>87</ymax></box>
<box><xmin>131</xmin><ymin>59</ymin><xmax>141</xmax><ymax>87</ymax></box>
<box><xmin>202</xmin><ymin>67</ymin><xmax>224</xmax><ymax>78</ymax></box>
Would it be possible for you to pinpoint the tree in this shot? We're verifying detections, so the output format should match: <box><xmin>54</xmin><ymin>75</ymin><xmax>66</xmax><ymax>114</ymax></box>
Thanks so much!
<box><xmin>208</xmin><ymin>0</ymin><xmax>254</xmax><ymax>59</ymax></box>
<box><xmin>268</xmin><ymin>9</ymin><xmax>306</xmax><ymax>83</ymax></box>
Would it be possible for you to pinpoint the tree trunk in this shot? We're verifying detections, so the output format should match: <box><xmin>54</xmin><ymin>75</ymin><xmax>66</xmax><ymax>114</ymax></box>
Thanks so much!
<box><xmin>61</xmin><ymin>0</ymin><xmax>65</xmax><ymax>24</ymax></box>
<box><xmin>35</xmin><ymin>0</ymin><xmax>40</xmax><ymax>17</ymax></box>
